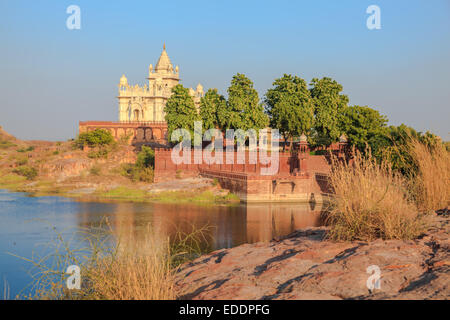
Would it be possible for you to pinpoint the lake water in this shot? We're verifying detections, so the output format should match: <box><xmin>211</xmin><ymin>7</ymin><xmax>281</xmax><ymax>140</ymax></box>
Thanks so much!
<box><xmin>0</xmin><ymin>189</ymin><xmax>326</xmax><ymax>299</ymax></box>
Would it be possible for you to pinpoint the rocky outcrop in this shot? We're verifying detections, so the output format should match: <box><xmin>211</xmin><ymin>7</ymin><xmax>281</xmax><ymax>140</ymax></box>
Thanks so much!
<box><xmin>40</xmin><ymin>158</ymin><xmax>92</xmax><ymax>178</ymax></box>
<box><xmin>175</xmin><ymin>212</ymin><xmax>449</xmax><ymax>300</ymax></box>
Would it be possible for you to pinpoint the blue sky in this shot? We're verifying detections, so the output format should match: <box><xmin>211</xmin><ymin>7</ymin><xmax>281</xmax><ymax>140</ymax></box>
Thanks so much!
<box><xmin>0</xmin><ymin>0</ymin><xmax>449</xmax><ymax>141</ymax></box>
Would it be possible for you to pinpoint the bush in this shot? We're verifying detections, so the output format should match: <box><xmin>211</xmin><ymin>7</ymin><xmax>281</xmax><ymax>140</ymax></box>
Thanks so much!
<box><xmin>17</xmin><ymin>146</ymin><xmax>34</xmax><ymax>153</ymax></box>
<box><xmin>120</xmin><ymin>163</ymin><xmax>154</xmax><ymax>183</ymax></box>
<box><xmin>138</xmin><ymin>167</ymin><xmax>154</xmax><ymax>183</ymax></box>
<box><xmin>118</xmin><ymin>146</ymin><xmax>155</xmax><ymax>183</ymax></box>
<box><xmin>325</xmin><ymin>150</ymin><xmax>427</xmax><ymax>241</ymax></box>
<box><xmin>0</xmin><ymin>140</ymin><xmax>17</xmax><ymax>149</ymax></box>
<box><xmin>89</xmin><ymin>166</ymin><xmax>101</xmax><ymax>176</ymax></box>
<box><xmin>136</xmin><ymin>146</ymin><xmax>155</xmax><ymax>168</ymax></box>
<box><xmin>13</xmin><ymin>166</ymin><xmax>38</xmax><ymax>180</ymax></box>
<box><xmin>74</xmin><ymin>129</ymin><xmax>114</xmax><ymax>149</ymax></box>
<box><xmin>15</xmin><ymin>156</ymin><xmax>28</xmax><ymax>166</ymax></box>
<box><xmin>377</xmin><ymin>125</ymin><xmax>442</xmax><ymax>175</ymax></box>
<box><xmin>87</xmin><ymin>148</ymin><xmax>109</xmax><ymax>159</ymax></box>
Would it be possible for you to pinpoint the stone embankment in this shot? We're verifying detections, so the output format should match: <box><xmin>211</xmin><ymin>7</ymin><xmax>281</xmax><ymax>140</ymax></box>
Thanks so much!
<box><xmin>175</xmin><ymin>210</ymin><xmax>449</xmax><ymax>300</ymax></box>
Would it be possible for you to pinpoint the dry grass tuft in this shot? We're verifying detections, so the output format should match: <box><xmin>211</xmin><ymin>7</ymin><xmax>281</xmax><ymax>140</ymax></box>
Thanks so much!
<box><xmin>326</xmin><ymin>150</ymin><xmax>427</xmax><ymax>241</ymax></box>
<box><xmin>13</xmin><ymin>221</ymin><xmax>212</xmax><ymax>300</ymax></box>
<box><xmin>408</xmin><ymin>139</ymin><xmax>450</xmax><ymax>213</ymax></box>
<box><xmin>84</xmin><ymin>232</ymin><xmax>175</xmax><ymax>300</ymax></box>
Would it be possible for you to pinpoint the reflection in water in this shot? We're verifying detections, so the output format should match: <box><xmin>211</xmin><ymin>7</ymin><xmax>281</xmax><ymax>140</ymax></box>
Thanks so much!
<box><xmin>75</xmin><ymin>200</ymin><xmax>327</xmax><ymax>252</ymax></box>
<box><xmin>0</xmin><ymin>190</ymin><xmax>327</xmax><ymax>298</ymax></box>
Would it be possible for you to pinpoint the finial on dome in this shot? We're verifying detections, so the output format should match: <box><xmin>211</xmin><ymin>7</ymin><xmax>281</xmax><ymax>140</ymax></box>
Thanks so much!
<box><xmin>339</xmin><ymin>134</ymin><xmax>348</xmax><ymax>143</ymax></box>
<box><xmin>119</xmin><ymin>74</ymin><xmax>128</xmax><ymax>86</ymax></box>
<box><xmin>299</xmin><ymin>133</ymin><xmax>307</xmax><ymax>142</ymax></box>
<box><xmin>163</xmin><ymin>42</ymin><xmax>166</xmax><ymax>50</ymax></box>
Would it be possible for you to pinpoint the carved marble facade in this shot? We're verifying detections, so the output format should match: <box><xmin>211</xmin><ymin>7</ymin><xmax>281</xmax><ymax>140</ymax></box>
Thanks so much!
<box><xmin>118</xmin><ymin>44</ymin><xmax>204</xmax><ymax>122</ymax></box>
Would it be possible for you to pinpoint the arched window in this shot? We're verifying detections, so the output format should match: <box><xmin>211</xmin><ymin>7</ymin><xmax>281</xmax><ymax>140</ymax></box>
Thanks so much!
<box><xmin>134</xmin><ymin>109</ymin><xmax>140</xmax><ymax>121</ymax></box>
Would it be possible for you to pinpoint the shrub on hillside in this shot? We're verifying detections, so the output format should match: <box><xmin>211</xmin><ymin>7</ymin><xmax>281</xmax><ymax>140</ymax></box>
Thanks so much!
<box><xmin>89</xmin><ymin>165</ymin><xmax>101</xmax><ymax>176</ymax></box>
<box><xmin>17</xmin><ymin>146</ymin><xmax>35</xmax><ymax>153</ymax></box>
<box><xmin>13</xmin><ymin>165</ymin><xmax>38</xmax><ymax>180</ymax></box>
<box><xmin>0</xmin><ymin>140</ymin><xmax>17</xmax><ymax>149</ymax></box>
<box><xmin>119</xmin><ymin>146</ymin><xmax>155</xmax><ymax>183</ymax></box>
<box><xmin>136</xmin><ymin>146</ymin><xmax>155</xmax><ymax>168</ymax></box>
<box><xmin>15</xmin><ymin>156</ymin><xmax>28</xmax><ymax>166</ymax></box>
<box><xmin>87</xmin><ymin>148</ymin><xmax>109</xmax><ymax>159</ymax></box>
<box><xmin>74</xmin><ymin>129</ymin><xmax>115</xmax><ymax>149</ymax></box>
<box><xmin>120</xmin><ymin>164</ymin><xmax>154</xmax><ymax>183</ymax></box>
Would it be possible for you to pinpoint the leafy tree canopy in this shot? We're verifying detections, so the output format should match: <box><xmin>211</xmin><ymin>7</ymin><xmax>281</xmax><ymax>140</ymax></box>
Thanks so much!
<box><xmin>378</xmin><ymin>124</ymin><xmax>443</xmax><ymax>175</ymax></box>
<box><xmin>223</xmin><ymin>73</ymin><xmax>269</xmax><ymax>132</ymax></box>
<box><xmin>310</xmin><ymin>77</ymin><xmax>349</xmax><ymax>145</ymax></box>
<box><xmin>165</xmin><ymin>84</ymin><xmax>200</xmax><ymax>143</ymax></box>
<box><xmin>76</xmin><ymin>129</ymin><xmax>114</xmax><ymax>148</ymax></box>
<box><xmin>136</xmin><ymin>146</ymin><xmax>155</xmax><ymax>168</ymax></box>
<box><xmin>265</xmin><ymin>74</ymin><xmax>314</xmax><ymax>144</ymax></box>
<box><xmin>340</xmin><ymin>105</ymin><xmax>388</xmax><ymax>154</ymax></box>
<box><xmin>199</xmin><ymin>88</ymin><xmax>227</xmax><ymax>131</ymax></box>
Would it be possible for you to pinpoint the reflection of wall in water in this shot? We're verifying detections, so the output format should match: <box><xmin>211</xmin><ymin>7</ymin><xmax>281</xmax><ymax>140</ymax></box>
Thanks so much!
<box><xmin>75</xmin><ymin>201</ymin><xmax>248</xmax><ymax>252</ymax></box>
<box><xmin>74</xmin><ymin>200</ymin><xmax>327</xmax><ymax>252</ymax></box>
<box><xmin>246</xmin><ymin>202</ymin><xmax>325</xmax><ymax>243</ymax></box>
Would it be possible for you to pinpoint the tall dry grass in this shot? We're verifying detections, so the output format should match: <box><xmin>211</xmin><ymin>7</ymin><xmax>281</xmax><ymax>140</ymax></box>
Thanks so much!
<box><xmin>82</xmin><ymin>232</ymin><xmax>175</xmax><ymax>300</ymax></box>
<box><xmin>13</xmin><ymin>221</ymin><xmax>211</xmax><ymax>300</ymax></box>
<box><xmin>408</xmin><ymin>139</ymin><xmax>450</xmax><ymax>213</ymax></box>
<box><xmin>326</xmin><ymin>150</ymin><xmax>427</xmax><ymax>241</ymax></box>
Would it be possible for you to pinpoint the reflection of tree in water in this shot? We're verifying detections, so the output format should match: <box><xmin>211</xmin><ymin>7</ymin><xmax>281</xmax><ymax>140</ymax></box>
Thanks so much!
<box><xmin>74</xmin><ymin>200</ymin><xmax>327</xmax><ymax>253</ymax></box>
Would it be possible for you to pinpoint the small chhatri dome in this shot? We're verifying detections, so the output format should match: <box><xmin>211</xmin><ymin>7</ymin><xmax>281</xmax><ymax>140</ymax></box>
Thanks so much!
<box><xmin>119</xmin><ymin>74</ymin><xmax>128</xmax><ymax>86</ymax></box>
<box><xmin>339</xmin><ymin>134</ymin><xmax>348</xmax><ymax>143</ymax></box>
<box><xmin>155</xmin><ymin>43</ymin><xmax>172</xmax><ymax>72</ymax></box>
<box><xmin>196</xmin><ymin>83</ymin><xmax>203</xmax><ymax>91</ymax></box>
<box><xmin>299</xmin><ymin>133</ymin><xmax>307</xmax><ymax>142</ymax></box>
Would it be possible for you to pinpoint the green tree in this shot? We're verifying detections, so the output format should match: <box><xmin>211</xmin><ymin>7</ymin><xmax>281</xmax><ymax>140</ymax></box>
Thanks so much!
<box><xmin>310</xmin><ymin>77</ymin><xmax>349</xmax><ymax>145</ymax></box>
<box><xmin>340</xmin><ymin>105</ymin><xmax>388</xmax><ymax>154</ymax></box>
<box><xmin>136</xmin><ymin>146</ymin><xmax>155</xmax><ymax>168</ymax></box>
<box><xmin>75</xmin><ymin>129</ymin><xmax>114</xmax><ymax>148</ymax></box>
<box><xmin>165</xmin><ymin>84</ymin><xmax>200</xmax><ymax>144</ymax></box>
<box><xmin>222</xmin><ymin>73</ymin><xmax>269</xmax><ymax>132</ymax></box>
<box><xmin>379</xmin><ymin>124</ymin><xmax>443</xmax><ymax>175</ymax></box>
<box><xmin>199</xmin><ymin>89</ymin><xmax>227</xmax><ymax>131</ymax></box>
<box><xmin>265</xmin><ymin>74</ymin><xmax>314</xmax><ymax>148</ymax></box>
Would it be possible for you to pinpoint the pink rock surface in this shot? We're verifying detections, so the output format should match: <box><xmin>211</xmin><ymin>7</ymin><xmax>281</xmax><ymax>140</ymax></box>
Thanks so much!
<box><xmin>175</xmin><ymin>213</ymin><xmax>449</xmax><ymax>300</ymax></box>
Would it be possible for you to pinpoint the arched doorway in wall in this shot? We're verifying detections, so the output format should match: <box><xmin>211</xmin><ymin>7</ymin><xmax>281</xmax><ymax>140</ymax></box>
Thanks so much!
<box><xmin>133</xmin><ymin>109</ymin><xmax>141</xmax><ymax>121</ymax></box>
<box><xmin>130</xmin><ymin>102</ymin><xmax>143</xmax><ymax>122</ymax></box>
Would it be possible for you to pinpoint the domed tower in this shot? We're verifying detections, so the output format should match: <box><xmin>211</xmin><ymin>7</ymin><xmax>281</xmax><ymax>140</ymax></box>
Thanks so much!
<box><xmin>118</xmin><ymin>74</ymin><xmax>130</xmax><ymax>121</ymax></box>
<box><xmin>119</xmin><ymin>74</ymin><xmax>128</xmax><ymax>88</ymax></box>
<box><xmin>147</xmin><ymin>43</ymin><xmax>180</xmax><ymax>121</ymax></box>
<box><xmin>196</xmin><ymin>83</ymin><xmax>204</xmax><ymax>97</ymax></box>
<box><xmin>117</xmin><ymin>44</ymin><xmax>203</xmax><ymax>123</ymax></box>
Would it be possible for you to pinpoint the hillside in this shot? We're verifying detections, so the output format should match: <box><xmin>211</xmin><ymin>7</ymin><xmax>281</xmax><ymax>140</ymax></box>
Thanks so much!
<box><xmin>0</xmin><ymin>127</ymin><xmax>233</xmax><ymax>204</ymax></box>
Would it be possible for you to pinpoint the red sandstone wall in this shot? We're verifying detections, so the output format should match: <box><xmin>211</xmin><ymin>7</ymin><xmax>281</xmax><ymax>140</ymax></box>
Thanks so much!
<box><xmin>78</xmin><ymin>121</ymin><xmax>168</xmax><ymax>145</ymax></box>
<box><xmin>153</xmin><ymin>148</ymin><xmax>340</xmax><ymax>182</ymax></box>
<box><xmin>153</xmin><ymin>149</ymin><xmax>296</xmax><ymax>182</ymax></box>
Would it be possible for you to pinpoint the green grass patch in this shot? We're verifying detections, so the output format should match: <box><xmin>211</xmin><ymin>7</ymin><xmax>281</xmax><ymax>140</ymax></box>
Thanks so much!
<box><xmin>0</xmin><ymin>140</ymin><xmax>17</xmax><ymax>149</ymax></box>
<box><xmin>0</xmin><ymin>173</ymin><xmax>27</xmax><ymax>186</ymax></box>
<box><xmin>148</xmin><ymin>190</ymin><xmax>240</xmax><ymax>205</ymax></box>
<box><xmin>98</xmin><ymin>186</ymin><xmax>148</xmax><ymax>201</ymax></box>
